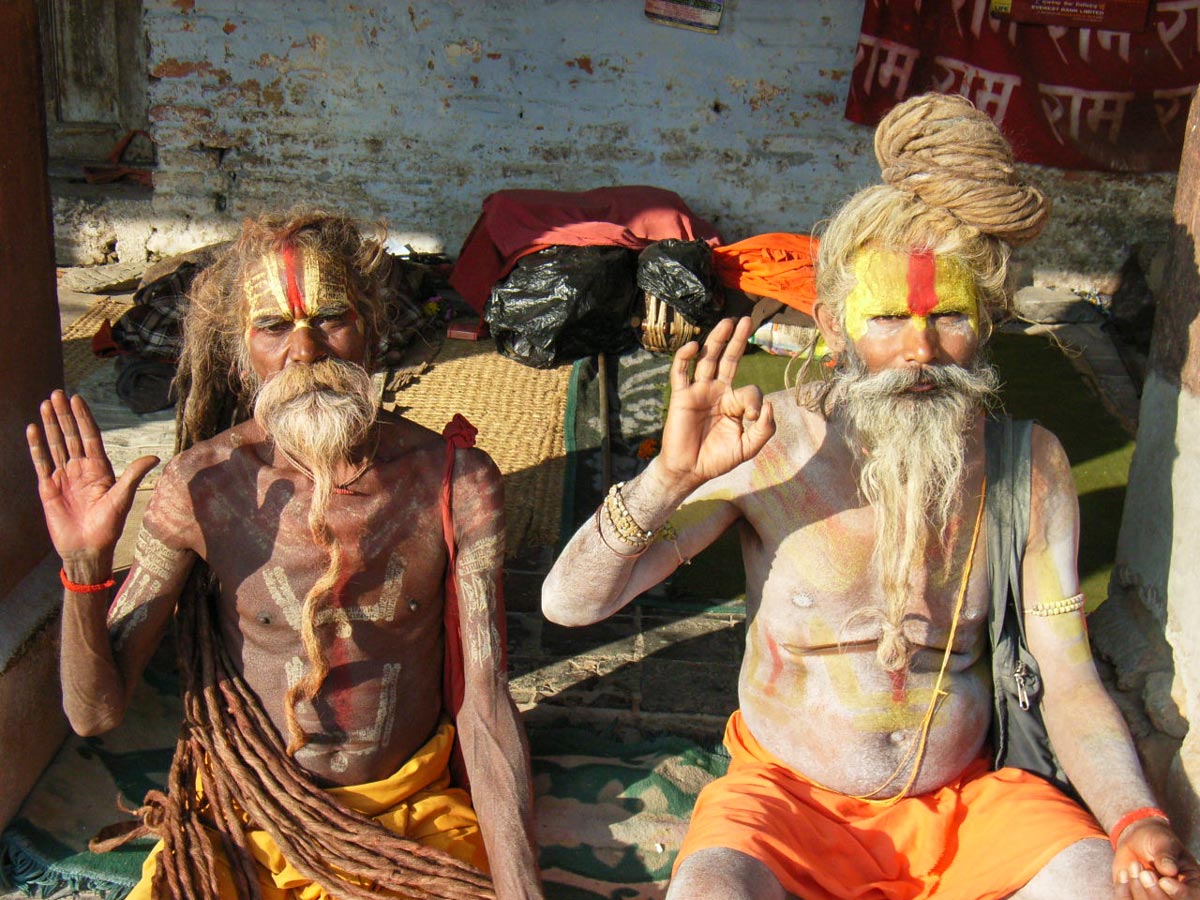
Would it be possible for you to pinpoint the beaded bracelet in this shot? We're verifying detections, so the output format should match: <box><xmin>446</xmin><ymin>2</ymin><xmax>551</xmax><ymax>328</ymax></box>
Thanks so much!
<box><xmin>1110</xmin><ymin>807</ymin><xmax>1170</xmax><ymax>849</ymax></box>
<box><xmin>603</xmin><ymin>482</ymin><xmax>657</xmax><ymax>548</ymax></box>
<box><xmin>1028</xmin><ymin>592</ymin><xmax>1085</xmax><ymax>617</ymax></box>
<box><xmin>60</xmin><ymin>568</ymin><xmax>115</xmax><ymax>594</ymax></box>
<box><xmin>594</xmin><ymin>506</ymin><xmax>650</xmax><ymax>559</ymax></box>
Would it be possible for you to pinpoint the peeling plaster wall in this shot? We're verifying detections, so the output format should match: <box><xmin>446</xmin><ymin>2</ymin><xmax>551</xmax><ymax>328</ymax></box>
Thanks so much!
<box><xmin>142</xmin><ymin>1</ymin><xmax>870</xmax><ymax>255</ymax></box>
<box><xmin>80</xmin><ymin>0</ymin><xmax>1172</xmax><ymax>285</ymax></box>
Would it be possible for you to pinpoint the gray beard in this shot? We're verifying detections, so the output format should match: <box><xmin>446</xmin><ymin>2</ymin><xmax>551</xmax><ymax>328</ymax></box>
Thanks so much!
<box><xmin>252</xmin><ymin>358</ymin><xmax>377</xmax><ymax>533</ymax></box>
<box><xmin>825</xmin><ymin>352</ymin><xmax>999</xmax><ymax>671</ymax></box>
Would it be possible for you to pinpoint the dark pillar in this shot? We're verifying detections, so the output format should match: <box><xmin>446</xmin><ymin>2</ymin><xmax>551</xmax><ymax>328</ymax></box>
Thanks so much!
<box><xmin>0</xmin><ymin>0</ymin><xmax>63</xmax><ymax>601</ymax></box>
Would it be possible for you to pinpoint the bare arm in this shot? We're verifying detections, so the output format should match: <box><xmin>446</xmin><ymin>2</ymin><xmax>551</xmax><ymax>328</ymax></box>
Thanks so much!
<box><xmin>451</xmin><ymin>448</ymin><xmax>542</xmax><ymax>900</ymax></box>
<box><xmin>28</xmin><ymin>390</ymin><xmax>194</xmax><ymax>735</ymax></box>
<box><xmin>541</xmin><ymin>317</ymin><xmax>775</xmax><ymax>626</ymax></box>
<box><xmin>1022</xmin><ymin>427</ymin><xmax>1199</xmax><ymax>897</ymax></box>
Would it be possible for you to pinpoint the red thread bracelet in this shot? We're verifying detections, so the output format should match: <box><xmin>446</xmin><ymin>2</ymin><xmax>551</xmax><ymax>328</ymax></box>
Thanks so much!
<box><xmin>1110</xmin><ymin>807</ymin><xmax>1170</xmax><ymax>849</ymax></box>
<box><xmin>60</xmin><ymin>568</ymin><xmax>115</xmax><ymax>594</ymax></box>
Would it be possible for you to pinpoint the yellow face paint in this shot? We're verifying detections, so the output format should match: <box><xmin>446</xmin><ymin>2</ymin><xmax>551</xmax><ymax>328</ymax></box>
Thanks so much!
<box><xmin>242</xmin><ymin>244</ymin><xmax>362</xmax><ymax>337</ymax></box>
<box><xmin>843</xmin><ymin>249</ymin><xmax>980</xmax><ymax>342</ymax></box>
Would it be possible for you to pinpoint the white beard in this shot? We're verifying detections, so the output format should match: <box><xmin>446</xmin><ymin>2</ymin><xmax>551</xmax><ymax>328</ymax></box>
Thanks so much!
<box><xmin>825</xmin><ymin>351</ymin><xmax>999</xmax><ymax>671</ymax></box>
<box><xmin>252</xmin><ymin>357</ymin><xmax>377</xmax><ymax>529</ymax></box>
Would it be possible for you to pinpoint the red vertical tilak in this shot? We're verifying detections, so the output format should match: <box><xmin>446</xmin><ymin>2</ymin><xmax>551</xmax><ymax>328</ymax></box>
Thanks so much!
<box><xmin>282</xmin><ymin>244</ymin><xmax>306</xmax><ymax>317</ymax></box>
<box><xmin>906</xmin><ymin>250</ymin><xmax>938</xmax><ymax>316</ymax></box>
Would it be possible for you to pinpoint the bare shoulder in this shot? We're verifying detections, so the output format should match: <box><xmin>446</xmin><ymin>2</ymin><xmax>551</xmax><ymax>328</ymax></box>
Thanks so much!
<box><xmin>1027</xmin><ymin>423</ymin><xmax>1078</xmax><ymax>548</ymax></box>
<box><xmin>374</xmin><ymin>411</ymin><xmax>446</xmax><ymax>472</ymax></box>
<box><xmin>141</xmin><ymin>425</ymin><xmax>257</xmax><ymax>548</ymax></box>
<box><xmin>373</xmin><ymin>411</ymin><xmax>500</xmax><ymax>491</ymax></box>
<box><xmin>751</xmin><ymin>387</ymin><xmax>831</xmax><ymax>474</ymax></box>
<box><xmin>1029</xmin><ymin>423</ymin><xmax>1076</xmax><ymax>493</ymax></box>
<box><xmin>765</xmin><ymin>388</ymin><xmax>826</xmax><ymax>445</ymax></box>
<box><xmin>163</xmin><ymin>420</ymin><xmax>264</xmax><ymax>478</ymax></box>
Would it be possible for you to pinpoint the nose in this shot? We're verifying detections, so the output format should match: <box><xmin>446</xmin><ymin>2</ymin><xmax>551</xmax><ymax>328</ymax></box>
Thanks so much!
<box><xmin>287</xmin><ymin>322</ymin><xmax>327</xmax><ymax>365</ymax></box>
<box><xmin>902</xmin><ymin>317</ymin><xmax>936</xmax><ymax>365</ymax></box>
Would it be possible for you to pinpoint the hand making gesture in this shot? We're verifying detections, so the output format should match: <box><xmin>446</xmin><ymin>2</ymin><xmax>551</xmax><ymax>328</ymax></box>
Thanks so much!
<box><xmin>656</xmin><ymin>317</ymin><xmax>776</xmax><ymax>493</ymax></box>
<box><xmin>1114</xmin><ymin>818</ymin><xmax>1200</xmax><ymax>899</ymax></box>
<box><xmin>26</xmin><ymin>390</ymin><xmax>160</xmax><ymax>579</ymax></box>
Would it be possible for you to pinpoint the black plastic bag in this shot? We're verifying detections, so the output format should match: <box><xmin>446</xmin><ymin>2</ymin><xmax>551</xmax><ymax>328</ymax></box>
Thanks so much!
<box><xmin>485</xmin><ymin>245</ymin><xmax>640</xmax><ymax>368</ymax></box>
<box><xmin>636</xmin><ymin>239</ymin><xmax>722</xmax><ymax>326</ymax></box>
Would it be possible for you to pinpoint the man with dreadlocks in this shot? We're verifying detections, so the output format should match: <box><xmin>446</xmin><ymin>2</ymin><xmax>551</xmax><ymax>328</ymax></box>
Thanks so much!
<box><xmin>544</xmin><ymin>93</ymin><xmax>1200</xmax><ymax>900</ymax></box>
<box><xmin>27</xmin><ymin>211</ymin><xmax>542</xmax><ymax>900</ymax></box>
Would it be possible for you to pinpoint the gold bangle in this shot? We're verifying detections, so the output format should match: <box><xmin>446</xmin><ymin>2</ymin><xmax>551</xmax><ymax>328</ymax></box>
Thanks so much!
<box><xmin>1028</xmin><ymin>593</ymin><xmax>1085</xmax><ymax>617</ymax></box>
<box><xmin>603</xmin><ymin>482</ymin><xmax>657</xmax><ymax>548</ymax></box>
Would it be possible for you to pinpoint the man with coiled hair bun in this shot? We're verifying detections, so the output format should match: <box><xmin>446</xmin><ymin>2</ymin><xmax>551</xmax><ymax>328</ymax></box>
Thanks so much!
<box><xmin>544</xmin><ymin>94</ymin><xmax>1198</xmax><ymax>900</ymax></box>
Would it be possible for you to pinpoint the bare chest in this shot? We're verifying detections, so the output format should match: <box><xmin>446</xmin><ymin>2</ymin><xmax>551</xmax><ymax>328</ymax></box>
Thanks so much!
<box><xmin>738</xmin><ymin>478</ymin><xmax>992</xmax><ymax>654</ymax></box>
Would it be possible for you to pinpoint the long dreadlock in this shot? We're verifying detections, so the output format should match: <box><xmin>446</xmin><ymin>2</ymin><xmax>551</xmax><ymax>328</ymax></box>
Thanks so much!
<box><xmin>101</xmin><ymin>211</ymin><xmax>495</xmax><ymax>899</ymax></box>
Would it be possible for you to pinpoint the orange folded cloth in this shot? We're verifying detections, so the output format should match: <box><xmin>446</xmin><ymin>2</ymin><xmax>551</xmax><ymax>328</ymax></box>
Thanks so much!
<box><xmin>712</xmin><ymin>233</ymin><xmax>819</xmax><ymax>314</ymax></box>
<box><xmin>676</xmin><ymin>710</ymin><xmax>1105</xmax><ymax>900</ymax></box>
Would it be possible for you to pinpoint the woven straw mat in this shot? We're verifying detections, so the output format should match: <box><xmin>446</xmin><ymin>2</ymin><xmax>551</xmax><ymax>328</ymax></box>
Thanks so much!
<box><xmin>390</xmin><ymin>337</ymin><xmax>570</xmax><ymax>557</ymax></box>
<box><xmin>62</xmin><ymin>294</ymin><xmax>133</xmax><ymax>388</ymax></box>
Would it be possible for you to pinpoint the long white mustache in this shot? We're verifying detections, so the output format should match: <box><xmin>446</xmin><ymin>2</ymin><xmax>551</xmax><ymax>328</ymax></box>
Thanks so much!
<box><xmin>829</xmin><ymin>352</ymin><xmax>999</xmax><ymax>671</ymax></box>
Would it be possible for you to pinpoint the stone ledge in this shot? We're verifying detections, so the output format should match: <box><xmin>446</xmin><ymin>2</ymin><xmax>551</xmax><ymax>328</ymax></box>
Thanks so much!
<box><xmin>0</xmin><ymin>555</ymin><xmax>67</xmax><ymax>833</ymax></box>
<box><xmin>0</xmin><ymin>553</ymin><xmax>63</xmax><ymax>677</ymax></box>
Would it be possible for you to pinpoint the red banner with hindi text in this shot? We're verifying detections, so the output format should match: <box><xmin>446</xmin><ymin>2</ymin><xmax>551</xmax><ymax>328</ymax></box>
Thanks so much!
<box><xmin>845</xmin><ymin>0</ymin><xmax>1200</xmax><ymax>172</ymax></box>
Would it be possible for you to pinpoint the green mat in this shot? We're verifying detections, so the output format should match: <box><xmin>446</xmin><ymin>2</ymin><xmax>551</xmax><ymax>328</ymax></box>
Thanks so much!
<box><xmin>0</xmin><ymin>651</ymin><xmax>728</xmax><ymax>900</ymax></box>
<box><xmin>562</xmin><ymin>331</ymin><xmax>1134</xmax><ymax>612</ymax></box>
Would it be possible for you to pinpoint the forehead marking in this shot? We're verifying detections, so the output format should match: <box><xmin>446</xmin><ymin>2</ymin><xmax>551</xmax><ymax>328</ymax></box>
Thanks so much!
<box><xmin>283</xmin><ymin>244</ymin><xmax>307</xmax><ymax>318</ymax></box>
<box><xmin>906</xmin><ymin>250</ymin><xmax>938</xmax><ymax>317</ymax></box>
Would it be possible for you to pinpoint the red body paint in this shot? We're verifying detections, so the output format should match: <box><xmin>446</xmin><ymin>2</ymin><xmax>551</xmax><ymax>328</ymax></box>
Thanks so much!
<box><xmin>282</xmin><ymin>244</ymin><xmax>306</xmax><ymax>317</ymax></box>
<box><xmin>906</xmin><ymin>250</ymin><xmax>938</xmax><ymax>317</ymax></box>
<box><xmin>763</xmin><ymin>631</ymin><xmax>784</xmax><ymax>697</ymax></box>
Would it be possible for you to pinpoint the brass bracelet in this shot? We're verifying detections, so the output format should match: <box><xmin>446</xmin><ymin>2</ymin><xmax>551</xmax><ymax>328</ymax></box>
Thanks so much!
<box><xmin>1028</xmin><ymin>593</ymin><xmax>1085</xmax><ymax>617</ymax></box>
<box><xmin>603</xmin><ymin>482</ymin><xmax>657</xmax><ymax>548</ymax></box>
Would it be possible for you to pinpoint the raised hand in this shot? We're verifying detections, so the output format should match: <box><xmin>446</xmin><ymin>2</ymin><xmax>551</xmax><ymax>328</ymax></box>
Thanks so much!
<box><xmin>657</xmin><ymin>317</ymin><xmax>776</xmax><ymax>491</ymax></box>
<box><xmin>1114</xmin><ymin>819</ymin><xmax>1200</xmax><ymax>899</ymax></box>
<box><xmin>26</xmin><ymin>390</ymin><xmax>159</xmax><ymax>578</ymax></box>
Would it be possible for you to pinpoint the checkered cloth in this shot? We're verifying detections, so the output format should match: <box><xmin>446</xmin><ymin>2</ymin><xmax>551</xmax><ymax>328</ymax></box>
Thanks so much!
<box><xmin>110</xmin><ymin>262</ymin><xmax>199</xmax><ymax>362</ymax></box>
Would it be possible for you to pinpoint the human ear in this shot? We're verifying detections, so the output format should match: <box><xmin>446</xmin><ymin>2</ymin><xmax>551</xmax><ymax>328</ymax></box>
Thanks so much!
<box><xmin>814</xmin><ymin>301</ymin><xmax>847</xmax><ymax>353</ymax></box>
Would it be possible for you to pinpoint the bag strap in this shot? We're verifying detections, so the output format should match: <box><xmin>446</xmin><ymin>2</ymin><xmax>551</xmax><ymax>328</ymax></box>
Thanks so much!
<box><xmin>985</xmin><ymin>416</ymin><xmax>1034</xmax><ymax>646</ymax></box>
<box><xmin>984</xmin><ymin>414</ymin><xmax>1034</xmax><ymax>769</ymax></box>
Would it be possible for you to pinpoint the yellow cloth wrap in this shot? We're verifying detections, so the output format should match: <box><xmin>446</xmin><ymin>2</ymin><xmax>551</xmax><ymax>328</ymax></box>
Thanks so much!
<box><xmin>127</xmin><ymin>719</ymin><xmax>487</xmax><ymax>900</ymax></box>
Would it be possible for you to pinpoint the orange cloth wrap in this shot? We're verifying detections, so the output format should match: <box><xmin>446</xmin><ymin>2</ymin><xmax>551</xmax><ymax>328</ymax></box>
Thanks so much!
<box><xmin>127</xmin><ymin>719</ymin><xmax>486</xmax><ymax>900</ymax></box>
<box><xmin>675</xmin><ymin>710</ymin><xmax>1105</xmax><ymax>900</ymax></box>
<box><xmin>711</xmin><ymin>233</ymin><xmax>819</xmax><ymax>314</ymax></box>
